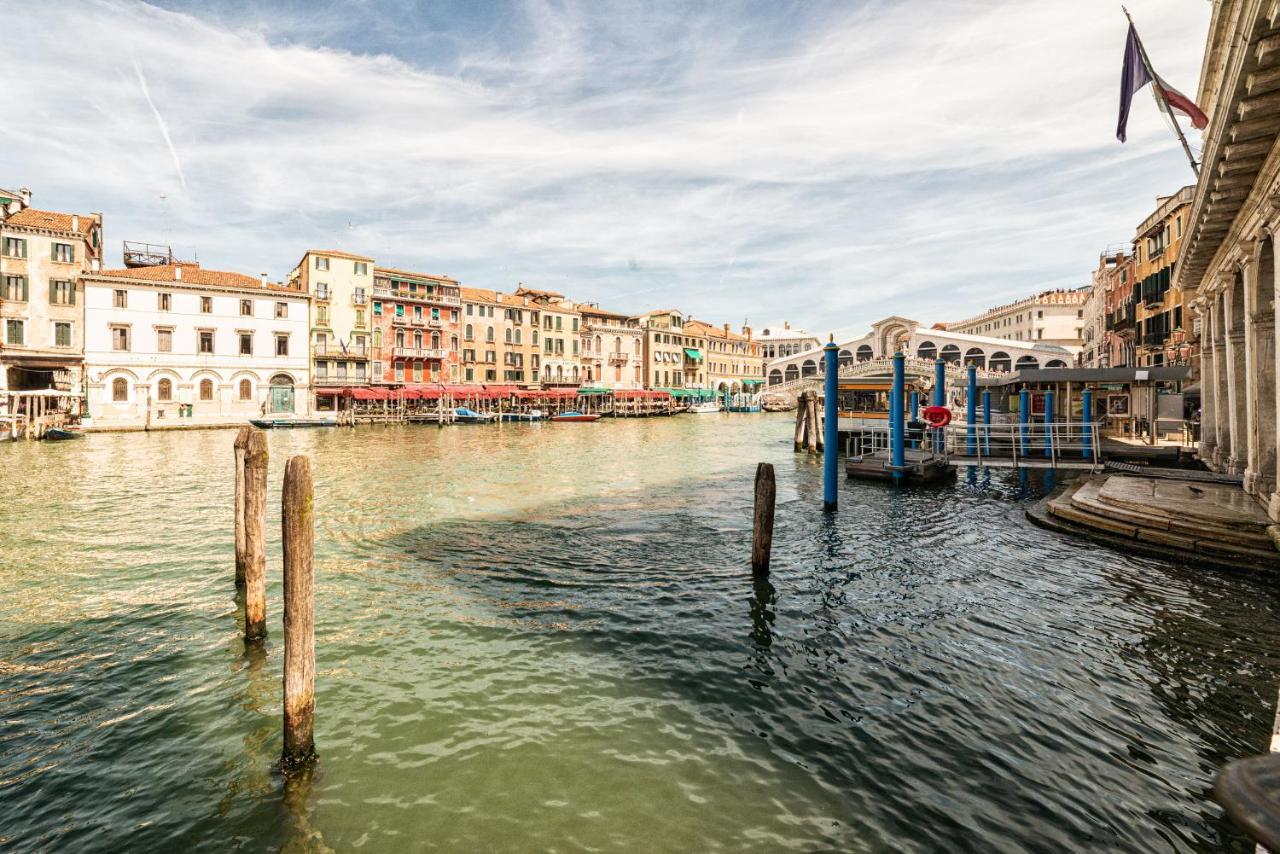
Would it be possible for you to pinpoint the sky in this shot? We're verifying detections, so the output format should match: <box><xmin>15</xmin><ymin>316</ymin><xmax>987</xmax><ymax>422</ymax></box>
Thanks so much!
<box><xmin>2</xmin><ymin>0</ymin><xmax>1211</xmax><ymax>338</ymax></box>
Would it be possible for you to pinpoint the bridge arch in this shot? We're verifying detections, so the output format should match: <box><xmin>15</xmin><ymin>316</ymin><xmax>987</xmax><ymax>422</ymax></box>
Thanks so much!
<box><xmin>989</xmin><ymin>351</ymin><xmax>1012</xmax><ymax>372</ymax></box>
<box><xmin>940</xmin><ymin>344</ymin><xmax>961</xmax><ymax>365</ymax></box>
<box><xmin>964</xmin><ymin>348</ymin><xmax>985</xmax><ymax>368</ymax></box>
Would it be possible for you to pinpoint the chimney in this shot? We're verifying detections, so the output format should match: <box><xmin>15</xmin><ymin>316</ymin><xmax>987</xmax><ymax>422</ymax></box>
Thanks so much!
<box><xmin>19</xmin><ymin>188</ymin><xmax>31</xmax><ymax>206</ymax></box>
<box><xmin>71</xmin><ymin>214</ymin><xmax>79</xmax><ymax>232</ymax></box>
<box><xmin>723</xmin><ymin>322</ymin><xmax>730</xmax><ymax>336</ymax></box>
<box><xmin>783</xmin><ymin>321</ymin><xmax>790</xmax><ymax>330</ymax></box>
<box><xmin>174</xmin><ymin>266</ymin><xmax>182</xmax><ymax>281</ymax></box>
<box><xmin>261</xmin><ymin>272</ymin><xmax>268</xmax><ymax>287</ymax></box>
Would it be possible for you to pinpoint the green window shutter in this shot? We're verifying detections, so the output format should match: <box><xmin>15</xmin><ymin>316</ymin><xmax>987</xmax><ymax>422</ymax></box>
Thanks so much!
<box><xmin>21</xmin><ymin>276</ymin><xmax>28</xmax><ymax>301</ymax></box>
<box><xmin>49</xmin><ymin>280</ymin><xmax>56</xmax><ymax>302</ymax></box>
<box><xmin>70</xmin><ymin>283</ymin><xmax>76</xmax><ymax>305</ymax></box>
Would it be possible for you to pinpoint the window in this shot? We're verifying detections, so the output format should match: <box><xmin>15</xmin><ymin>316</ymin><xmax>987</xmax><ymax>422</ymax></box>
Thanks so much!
<box><xmin>1037</xmin><ymin>310</ymin><xmax>1043</xmax><ymax>319</ymax></box>
<box><xmin>112</xmin><ymin>377</ymin><xmax>128</xmax><ymax>401</ymax></box>
<box><xmin>54</xmin><ymin>322</ymin><xmax>71</xmax><ymax>347</ymax></box>
<box><xmin>372</xmin><ymin>329</ymin><xmax>382</xmax><ymax>348</ymax></box>
<box><xmin>515</xmin><ymin>329</ymin><xmax>522</xmax><ymax>345</ymax></box>
<box><xmin>199</xmin><ymin>330</ymin><xmax>214</xmax><ymax>354</ymax></box>
<box><xmin>354</xmin><ymin>261</ymin><xmax>368</xmax><ymax>275</ymax></box>
<box><xmin>157</xmin><ymin>378</ymin><xmax>173</xmax><ymax>402</ymax></box>
<box><xmin>2</xmin><ymin>236</ymin><xmax>26</xmax><ymax>258</ymax></box>
<box><xmin>240</xmin><ymin>299</ymin><xmax>253</xmax><ymax>316</ymax></box>
<box><xmin>315</xmin><ymin>362</ymin><xmax>328</xmax><ymax>379</ymax></box>
<box><xmin>316</xmin><ymin>284</ymin><xmax>329</xmax><ymax>300</ymax></box>
<box><xmin>465</xmin><ymin>367</ymin><xmax>474</xmax><ymax>381</ymax></box>
<box><xmin>113</xmin><ymin>289</ymin><xmax>127</xmax><ymax>308</ymax></box>
<box><xmin>356</xmin><ymin>362</ymin><xmax>366</xmax><ymax>379</ymax></box>
<box><xmin>396</xmin><ymin>331</ymin><xmax>406</xmax><ymax>348</ymax></box>
<box><xmin>356</xmin><ymin>309</ymin><xmax>366</xmax><ymax>327</ymax></box>
<box><xmin>394</xmin><ymin>362</ymin><xmax>405</xmax><ymax>382</ymax></box>
<box><xmin>373</xmin><ymin>301</ymin><xmax>382</xmax><ymax>316</ymax></box>
<box><xmin>317</xmin><ymin>305</ymin><xmax>329</xmax><ymax>325</ymax></box>
<box><xmin>413</xmin><ymin>363</ymin><xmax>423</xmax><ymax>382</ymax></box>
<box><xmin>465</xmin><ymin>324</ymin><xmax>473</xmax><ymax>340</ymax></box>
<box><xmin>373</xmin><ymin>360</ymin><xmax>383</xmax><ymax>378</ymax></box>
<box><xmin>50</xmin><ymin>280</ymin><xmax>75</xmax><ymax>305</ymax></box>
<box><xmin>239</xmin><ymin>332</ymin><xmax>253</xmax><ymax>355</ymax></box>
<box><xmin>157</xmin><ymin>328</ymin><xmax>172</xmax><ymax>352</ymax></box>
<box><xmin>1</xmin><ymin>275</ymin><xmax>26</xmax><ymax>301</ymax></box>
<box><xmin>158</xmin><ymin>292</ymin><xmax>171</xmax><ymax>311</ymax></box>
<box><xmin>5</xmin><ymin>319</ymin><xmax>24</xmax><ymax>345</ymax></box>
<box><xmin>200</xmin><ymin>296</ymin><xmax>213</xmax><ymax>313</ymax></box>
<box><xmin>395</xmin><ymin>304</ymin><xmax>404</xmax><ymax>318</ymax></box>
<box><xmin>276</xmin><ymin>334</ymin><xmax>289</xmax><ymax>356</ymax></box>
<box><xmin>239</xmin><ymin>379</ymin><xmax>253</xmax><ymax>400</ymax></box>
<box><xmin>315</xmin><ymin>256</ymin><xmax>330</xmax><ymax>271</ymax></box>
<box><xmin>51</xmin><ymin>242</ymin><xmax>74</xmax><ymax>263</ymax></box>
<box><xmin>111</xmin><ymin>325</ymin><xmax>129</xmax><ymax>351</ymax></box>
<box><xmin>486</xmin><ymin>327</ymin><xmax>495</xmax><ymax>343</ymax></box>
<box><xmin>467</xmin><ymin>304</ymin><xmax>473</xmax><ymax>316</ymax></box>
<box><xmin>199</xmin><ymin>379</ymin><xmax>214</xmax><ymax>401</ymax></box>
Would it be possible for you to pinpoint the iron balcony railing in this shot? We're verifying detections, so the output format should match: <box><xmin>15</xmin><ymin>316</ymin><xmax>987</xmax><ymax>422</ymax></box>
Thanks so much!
<box><xmin>392</xmin><ymin>347</ymin><xmax>447</xmax><ymax>359</ymax></box>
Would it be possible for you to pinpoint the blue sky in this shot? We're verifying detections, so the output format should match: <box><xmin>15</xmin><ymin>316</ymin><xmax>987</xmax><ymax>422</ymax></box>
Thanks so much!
<box><xmin>3</xmin><ymin>0</ymin><xmax>1209</xmax><ymax>337</ymax></box>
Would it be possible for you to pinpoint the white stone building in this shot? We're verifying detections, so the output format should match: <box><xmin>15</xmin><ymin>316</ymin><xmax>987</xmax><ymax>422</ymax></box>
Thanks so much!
<box><xmin>945</xmin><ymin>288</ymin><xmax>1089</xmax><ymax>354</ymax></box>
<box><xmin>82</xmin><ymin>263</ymin><xmax>311</xmax><ymax>430</ymax></box>
<box><xmin>756</xmin><ymin>321</ymin><xmax>820</xmax><ymax>360</ymax></box>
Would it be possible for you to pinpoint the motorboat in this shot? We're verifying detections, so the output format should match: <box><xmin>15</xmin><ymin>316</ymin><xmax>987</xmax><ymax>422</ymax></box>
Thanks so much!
<box><xmin>454</xmin><ymin>407</ymin><xmax>498</xmax><ymax>423</ymax></box>
<box><xmin>550</xmin><ymin>411</ymin><xmax>601</xmax><ymax>422</ymax></box>
<box><xmin>688</xmin><ymin>401</ymin><xmax>720</xmax><ymax>414</ymax></box>
<box><xmin>500</xmin><ymin>409</ymin><xmax>543</xmax><ymax>422</ymax></box>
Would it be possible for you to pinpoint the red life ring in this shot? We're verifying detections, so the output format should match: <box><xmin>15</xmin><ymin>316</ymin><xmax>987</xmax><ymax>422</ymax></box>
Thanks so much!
<box><xmin>922</xmin><ymin>405</ymin><xmax>952</xmax><ymax>428</ymax></box>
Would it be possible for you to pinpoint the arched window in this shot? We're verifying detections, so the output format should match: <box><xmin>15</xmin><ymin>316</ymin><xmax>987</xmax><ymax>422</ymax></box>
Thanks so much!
<box><xmin>614</xmin><ymin>336</ymin><xmax>621</xmax><ymax>353</ymax></box>
<box><xmin>768</xmin><ymin>368</ymin><xmax>783</xmax><ymax>385</ymax></box>
<box><xmin>239</xmin><ymin>379</ymin><xmax>252</xmax><ymax>400</ymax></box>
<box><xmin>940</xmin><ymin>344</ymin><xmax>961</xmax><ymax>365</ymax></box>
<box><xmin>801</xmin><ymin>359</ymin><xmax>817</xmax><ymax>377</ymax></box>
<box><xmin>514</xmin><ymin>329</ymin><xmax>521</xmax><ymax>345</ymax></box>
<box><xmin>784</xmin><ymin>364</ymin><xmax>799</xmax><ymax>382</ymax></box>
<box><xmin>856</xmin><ymin>344</ymin><xmax>873</xmax><ymax>362</ymax></box>
<box><xmin>1044</xmin><ymin>359</ymin><xmax>1067</xmax><ymax>368</ymax></box>
<box><xmin>916</xmin><ymin>341</ymin><xmax>937</xmax><ymax>361</ymax></box>
<box><xmin>505</xmin><ymin>328</ymin><xmax>512</xmax><ymax>344</ymax></box>
<box><xmin>989</xmin><ymin>351</ymin><xmax>1012</xmax><ymax>372</ymax></box>
<box><xmin>634</xmin><ymin>338</ymin><xmax>641</xmax><ymax>355</ymax></box>
<box><xmin>432</xmin><ymin>332</ymin><xmax>440</xmax><ymax>349</ymax></box>
<box><xmin>413</xmin><ymin>331</ymin><xmax>422</xmax><ymax>348</ymax></box>
<box><xmin>199</xmin><ymin>379</ymin><xmax>214</xmax><ymax>401</ymax></box>
<box><xmin>157</xmin><ymin>378</ymin><xmax>173</xmax><ymax>402</ymax></box>
<box><xmin>465</xmin><ymin>324</ymin><xmax>473</xmax><ymax>340</ymax></box>
<box><xmin>838</xmin><ymin>349</ymin><xmax>853</xmax><ymax>368</ymax></box>
<box><xmin>964</xmin><ymin>348</ymin><xmax>985</xmax><ymax>368</ymax></box>
<box><xmin>486</xmin><ymin>327</ymin><xmax>494</xmax><ymax>343</ymax></box>
<box><xmin>112</xmin><ymin>377</ymin><xmax>128</xmax><ymax>401</ymax></box>
<box><xmin>1015</xmin><ymin>355</ymin><xmax>1039</xmax><ymax>370</ymax></box>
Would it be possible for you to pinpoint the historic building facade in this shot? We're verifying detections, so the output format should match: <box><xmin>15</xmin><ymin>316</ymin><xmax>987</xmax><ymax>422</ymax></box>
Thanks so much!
<box><xmin>756</xmin><ymin>322</ymin><xmax>820</xmax><ymax>360</ymax></box>
<box><xmin>1177</xmin><ymin>0</ymin><xmax>1280</xmax><ymax>515</ymax></box>
<box><xmin>82</xmin><ymin>263</ymin><xmax>311</xmax><ymax>429</ymax></box>
<box><xmin>1096</xmin><ymin>248</ymin><xmax>1138</xmax><ymax>368</ymax></box>
<box><xmin>635</xmin><ymin>309</ymin><xmax>694</xmax><ymax>389</ymax></box>
<box><xmin>1133</xmin><ymin>186</ymin><xmax>1196</xmax><ymax>368</ymax></box>
<box><xmin>580</xmin><ymin>305</ymin><xmax>644</xmax><ymax>390</ymax></box>
<box><xmin>371</xmin><ymin>266</ymin><xmax>461</xmax><ymax>386</ymax></box>
<box><xmin>0</xmin><ymin>190</ymin><xmax>102</xmax><ymax>396</ymax></box>
<box><xmin>288</xmin><ymin>249</ymin><xmax>374</xmax><ymax>389</ymax></box>
<box><xmin>686</xmin><ymin>320</ymin><xmax>765</xmax><ymax>392</ymax></box>
<box><xmin>945</xmin><ymin>288</ymin><xmax>1088</xmax><ymax>354</ymax></box>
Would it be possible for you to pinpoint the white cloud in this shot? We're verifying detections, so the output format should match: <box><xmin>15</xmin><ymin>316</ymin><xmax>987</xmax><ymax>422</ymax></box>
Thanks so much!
<box><xmin>0</xmin><ymin>0</ymin><xmax>1209</xmax><ymax>333</ymax></box>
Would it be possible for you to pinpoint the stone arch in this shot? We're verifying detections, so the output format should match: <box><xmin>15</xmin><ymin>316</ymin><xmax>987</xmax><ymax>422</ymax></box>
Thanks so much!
<box><xmin>916</xmin><ymin>341</ymin><xmax>937</xmax><ymax>361</ymax></box>
<box><xmin>801</xmin><ymin>359</ymin><xmax>818</xmax><ymax>377</ymax></box>
<box><xmin>784</xmin><ymin>364</ymin><xmax>799</xmax><ymax>382</ymax></box>
<box><xmin>768</xmin><ymin>368</ymin><xmax>783</xmax><ymax>385</ymax></box>
<box><xmin>877</xmin><ymin>322</ymin><xmax>913</xmax><ymax>357</ymax></box>
<box><xmin>111</xmin><ymin>376</ymin><xmax>130</xmax><ymax>402</ymax></box>
<box><xmin>964</xmin><ymin>348</ymin><xmax>985</xmax><ymax>368</ymax></box>
<box><xmin>731</xmin><ymin>381</ymin><xmax>741</xmax><ymax>394</ymax></box>
<box><xmin>1015</xmin><ymin>355</ymin><xmax>1039</xmax><ymax>370</ymax></box>
<box><xmin>940</xmin><ymin>344</ymin><xmax>961</xmax><ymax>365</ymax></box>
<box><xmin>856</xmin><ymin>344</ymin><xmax>873</xmax><ymax>362</ymax></box>
<box><xmin>838</xmin><ymin>349</ymin><xmax>854</xmax><ymax>368</ymax></box>
<box><xmin>989</xmin><ymin>351</ymin><xmax>1012</xmax><ymax>372</ymax></box>
<box><xmin>1044</xmin><ymin>359</ymin><xmax>1068</xmax><ymax>368</ymax></box>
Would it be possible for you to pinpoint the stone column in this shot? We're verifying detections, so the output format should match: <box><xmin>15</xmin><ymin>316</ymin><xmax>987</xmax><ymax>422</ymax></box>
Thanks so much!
<box><xmin>1242</xmin><ymin>256</ymin><xmax>1261</xmax><ymax>493</ymax></box>
<box><xmin>1199</xmin><ymin>299</ymin><xmax>1217</xmax><ymax>461</ymax></box>
<box><xmin>1225</xmin><ymin>282</ymin><xmax>1248</xmax><ymax>475</ymax></box>
<box><xmin>1214</xmin><ymin>290</ymin><xmax>1232</xmax><ymax>470</ymax></box>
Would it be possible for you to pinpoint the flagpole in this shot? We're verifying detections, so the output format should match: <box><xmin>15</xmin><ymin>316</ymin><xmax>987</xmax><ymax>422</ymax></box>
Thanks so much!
<box><xmin>1122</xmin><ymin>6</ymin><xmax>1200</xmax><ymax>177</ymax></box>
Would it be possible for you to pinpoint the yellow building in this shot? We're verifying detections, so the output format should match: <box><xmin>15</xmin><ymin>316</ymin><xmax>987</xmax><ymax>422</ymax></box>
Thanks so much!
<box><xmin>634</xmin><ymin>308</ymin><xmax>697</xmax><ymax>389</ymax></box>
<box><xmin>460</xmin><ymin>287</ymin><xmax>504</xmax><ymax>384</ymax></box>
<box><xmin>516</xmin><ymin>286</ymin><xmax>581</xmax><ymax>386</ymax></box>
<box><xmin>288</xmin><ymin>249</ymin><xmax>375</xmax><ymax>387</ymax></box>
<box><xmin>688</xmin><ymin>319</ymin><xmax>765</xmax><ymax>393</ymax></box>
<box><xmin>0</xmin><ymin>189</ymin><xmax>102</xmax><ymax>396</ymax></box>
<box><xmin>1132</xmin><ymin>186</ymin><xmax>1196</xmax><ymax>368</ymax></box>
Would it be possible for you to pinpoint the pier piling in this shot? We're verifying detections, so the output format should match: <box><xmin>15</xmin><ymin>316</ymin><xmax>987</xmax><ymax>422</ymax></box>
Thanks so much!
<box><xmin>233</xmin><ymin>426</ymin><xmax>251</xmax><ymax>587</ymax></box>
<box><xmin>1083</xmin><ymin>388</ymin><xmax>1095</xmax><ymax>463</ymax></box>
<box><xmin>793</xmin><ymin>391</ymin><xmax>807</xmax><ymax>452</ymax></box>
<box><xmin>805</xmin><ymin>392</ymin><xmax>819</xmax><ymax>455</ymax></box>
<box><xmin>933</xmin><ymin>358</ymin><xmax>946</xmax><ymax>454</ymax></box>
<box><xmin>243</xmin><ymin>429</ymin><xmax>269</xmax><ymax>642</ymax></box>
<box><xmin>822</xmin><ymin>340</ymin><xmax>839</xmax><ymax>511</ymax></box>
<box><xmin>891</xmin><ymin>352</ymin><xmax>905</xmax><ymax>484</ymax></box>
<box><xmin>966</xmin><ymin>365</ymin><xmax>977</xmax><ymax>457</ymax></box>
<box><xmin>751</xmin><ymin>462</ymin><xmax>776</xmax><ymax>574</ymax></box>
<box><xmin>281</xmin><ymin>455</ymin><xmax>317</xmax><ymax>768</ymax></box>
<box><xmin>1044</xmin><ymin>391</ymin><xmax>1055</xmax><ymax>459</ymax></box>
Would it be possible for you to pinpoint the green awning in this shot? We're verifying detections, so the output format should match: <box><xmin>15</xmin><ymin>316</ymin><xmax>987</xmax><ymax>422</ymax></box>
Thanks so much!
<box><xmin>742</xmin><ymin>379</ymin><xmax>762</xmax><ymax>386</ymax></box>
<box><xmin>662</xmin><ymin>388</ymin><xmax>693</xmax><ymax>398</ymax></box>
<box><xmin>683</xmin><ymin>348</ymin><xmax>702</xmax><ymax>359</ymax></box>
<box><xmin>577</xmin><ymin>387</ymin><xmax>611</xmax><ymax>395</ymax></box>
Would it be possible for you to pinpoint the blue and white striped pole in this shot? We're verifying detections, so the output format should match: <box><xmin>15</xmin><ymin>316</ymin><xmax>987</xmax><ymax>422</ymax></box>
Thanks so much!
<box><xmin>966</xmin><ymin>364</ymin><xmax>977</xmax><ymax>456</ymax></box>
<box><xmin>891</xmin><ymin>352</ymin><xmax>905</xmax><ymax>484</ymax></box>
<box><xmin>823</xmin><ymin>339</ymin><xmax>839</xmax><ymax>511</ymax></box>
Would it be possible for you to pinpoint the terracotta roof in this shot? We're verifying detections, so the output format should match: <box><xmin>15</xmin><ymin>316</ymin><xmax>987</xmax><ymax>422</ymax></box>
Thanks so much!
<box><xmin>89</xmin><ymin>263</ymin><xmax>304</xmax><ymax>294</ymax></box>
<box><xmin>4</xmin><ymin>207</ymin><xmax>97</xmax><ymax>236</ymax></box>
<box><xmin>580</xmin><ymin>305</ymin><xmax>629</xmax><ymax>320</ymax></box>
<box><xmin>460</xmin><ymin>286</ymin><xmax>499</xmax><ymax>304</ymax></box>
<box><xmin>495</xmin><ymin>292</ymin><xmax>532</xmax><ymax>308</ymax></box>
<box><xmin>637</xmin><ymin>308</ymin><xmax>683</xmax><ymax>318</ymax></box>
<box><xmin>374</xmin><ymin>265</ymin><xmax>459</xmax><ymax>285</ymax></box>
<box><xmin>514</xmin><ymin>286</ymin><xmax>566</xmax><ymax>299</ymax></box>
<box><xmin>303</xmin><ymin>248</ymin><xmax>374</xmax><ymax>262</ymax></box>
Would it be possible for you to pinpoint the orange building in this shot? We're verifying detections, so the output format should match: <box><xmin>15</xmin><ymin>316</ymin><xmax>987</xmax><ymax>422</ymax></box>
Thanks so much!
<box><xmin>370</xmin><ymin>266</ymin><xmax>462</xmax><ymax>386</ymax></box>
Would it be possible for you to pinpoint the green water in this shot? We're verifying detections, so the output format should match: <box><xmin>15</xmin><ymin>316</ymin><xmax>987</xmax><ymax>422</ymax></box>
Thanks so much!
<box><xmin>1</xmin><ymin>415</ymin><xmax>1278</xmax><ymax>851</ymax></box>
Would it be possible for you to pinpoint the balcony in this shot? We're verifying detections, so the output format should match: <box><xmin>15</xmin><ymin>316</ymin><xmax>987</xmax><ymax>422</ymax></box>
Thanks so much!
<box><xmin>392</xmin><ymin>347</ymin><xmax>447</xmax><ymax>359</ymax></box>
<box><xmin>310</xmin><ymin>376</ymin><xmax>367</xmax><ymax>386</ymax></box>
<box><xmin>352</xmin><ymin>292</ymin><xmax>368</xmax><ymax>306</ymax></box>
<box><xmin>410</xmin><ymin>317</ymin><xmax>426</xmax><ymax>327</ymax></box>
<box><xmin>315</xmin><ymin>288</ymin><xmax>330</xmax><ymax>301</ymax></box>
<box><xmin>315</xmin><ymin>346</ymin><xmax>368</xmax><ymax>359</ymax></box>
<box><xmin>375</xmin><ymin>287</ymin><xmax>462</xmax><ymax>307</ymax></box>
<box><xmin>427</xmin><ymin>318</ymin><xmax>443</xmax><ymax>328</ymax></box>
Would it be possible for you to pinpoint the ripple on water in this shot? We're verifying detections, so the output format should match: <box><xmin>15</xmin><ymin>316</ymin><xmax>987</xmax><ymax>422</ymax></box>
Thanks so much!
<box><xmin>0</xmin><ymin>419</ymin><xmax>1277</xmax><ymax>851</ymax></box>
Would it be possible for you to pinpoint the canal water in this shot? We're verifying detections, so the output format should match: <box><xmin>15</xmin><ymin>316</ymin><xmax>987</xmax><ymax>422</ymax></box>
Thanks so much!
<box><xmin>1</xmin><ymin>414</ymin><xmax>1277</xmax><ymax>852</ymax></box>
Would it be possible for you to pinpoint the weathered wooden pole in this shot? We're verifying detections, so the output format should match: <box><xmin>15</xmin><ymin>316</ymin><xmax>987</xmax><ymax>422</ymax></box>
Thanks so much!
<box><xmin>282</xmin><ymin>455</ymin><xmax>316</xmax><ymax>767</ymax></box>
<box><xmin>233</xmin><ymin>426</ymin><xmax>251</xmax><ymax>587</ymax></box>
<box><xmin>793</xmin><ymin>391</ymin><xmax>806</xmax><ymax>451</ymax></box>
<box><xmin>751</xmin><ymin>462</ymin><xmax>775</xmax><ymax>574</ymax></box>
<box><xmin>805</xmin><ymin>391</ymin><xmax>819</xmax><ymax>455</ymax></box>
<box><xmin>243</xmin><ymin>428</ymin><xmax>269</xmax><ymax>641</ymax></box>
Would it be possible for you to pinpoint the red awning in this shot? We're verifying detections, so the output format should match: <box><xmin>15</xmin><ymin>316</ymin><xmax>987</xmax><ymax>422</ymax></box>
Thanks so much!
<box><xmin>441</xmin><ymin>385</ymin><xmax>473</xmax><ymax>397</ymax></box>
<box><xmin>352</xmin><ymin>387</ymin><xmax>392</xmax><ymax>401</ymax></box>
<box><xmin>483</xmin><ymin>385</ymin><xmax>518</xmax><ymax>395</ymax></box>
<box><xmin>402</xmin><ymin>384</ymin><xmax>445</xmax><ymax>400</ymax></box>
<box><xmin>313</xmin><ymin>387</ymin><xmax>350</xmax><ymax>397</ymax></box>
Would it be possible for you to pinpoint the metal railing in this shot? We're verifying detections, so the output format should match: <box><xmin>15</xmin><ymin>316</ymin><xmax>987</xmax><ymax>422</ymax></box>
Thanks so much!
<box><xmin>393</xmin><ymin>347</ymin><xmax>446</xmax><ymax>359</ymax></box>
<box><xmin>942</xmin><ymin>421</ymin><xmax>1101</xmax><ymax>470</ymax></box>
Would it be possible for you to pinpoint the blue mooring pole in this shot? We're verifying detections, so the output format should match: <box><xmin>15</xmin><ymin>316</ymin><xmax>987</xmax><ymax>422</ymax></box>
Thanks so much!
<box><xmin>822</xmin><ymin>340</ymin><xmax>839</xmax><ymax>511</ymax></box>
<box><xmin>1044</xmin><ymin>390</ymin><xmax>1054</xmax><ymax>459</ymax></box>
<box><xmin>891</xmin><ymin>352</ymin><xmax>905</xmax><ymax>484</ymax></box>
<box><xmin>1082</xmin><ymin>387</ymin><xmax>1094</xmax><ymax>463</ymax></box>
<box><xmin>1019</xmin><ymin>388</ymin><xmax>1030</xmax><ymax>456</ymax></box>
<box><xmin>966</xmin><ymin>364</ymin><xmax>977</xmax><ymax>456</ymax></box>
<box><xmin>908</xmin><ymin>390</ymin><xmax>919</xmax><ymax>448</ymax></box>
<box><xmin>933</xmin><ymin>358</ymin><xmax>946</xmax><ymax>454</ymax></box>
<box><xmin>982</xmin><ymin>389</ymin><xmax>991</xmax><ymax>456</ymax></box>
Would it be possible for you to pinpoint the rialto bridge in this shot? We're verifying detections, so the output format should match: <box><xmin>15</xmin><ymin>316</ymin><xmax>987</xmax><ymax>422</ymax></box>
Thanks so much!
<box><xmin>764</xmin><ymin>316</ymin><xmax>1074</xmax><ymax>388</ymax></box>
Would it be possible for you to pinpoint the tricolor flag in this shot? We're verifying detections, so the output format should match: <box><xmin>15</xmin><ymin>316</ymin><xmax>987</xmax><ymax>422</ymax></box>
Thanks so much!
<box><xmin>1116</xmin><ymin>23</ymin><xmax>1207</xmax><ymax>143</ymax></box>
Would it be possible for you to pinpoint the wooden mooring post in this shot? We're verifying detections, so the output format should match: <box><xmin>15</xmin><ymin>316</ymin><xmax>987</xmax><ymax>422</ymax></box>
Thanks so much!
<box><xmin>233</xmin><ymin>426</ymin><xmax>251</xmax><ymax>587</ymax></box>
<box><xmin>752</xmin><ymin>462</ymin><xmax>776</xmax><ymax>574</ymax></box>
<box><xmin>281</xmin><ymin>455</ymin><xmax>317</xmax><ymax>767</ymax></box>
<box><xmin>243</xmin><ymin>428</ymin><xmax>269</xmax><ymax>641</ymax></box>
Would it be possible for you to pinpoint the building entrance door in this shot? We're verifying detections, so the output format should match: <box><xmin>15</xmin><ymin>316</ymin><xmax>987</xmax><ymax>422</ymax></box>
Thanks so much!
<box><xmin>269</xmin><ymin>375</ymin><xmax>295</xmax><ymax>413</ymax></box>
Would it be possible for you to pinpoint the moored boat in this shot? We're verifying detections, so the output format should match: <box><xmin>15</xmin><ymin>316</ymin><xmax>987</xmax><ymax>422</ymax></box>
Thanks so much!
<box><xmin>500</xmin><ymin>409</ymin><xmax>543</xmax><ymax>422</ymax></box>
<box><xmin>454</xmin><ymin>407</ymin><xmax>498</xmax><ymax>424</ymax></box>
<box><xmin>44</xmin><ymin>427</ymin><xmax>84</xmax><ymax>441</ymax></box>
<box><xmin>249</xmin><ymin>417</ymin><xmax>338</xmax><ymax>429</ymax></box>
<box><xmin>688</xmin><ymin>401</ymin><xmax>720</xmax><ymax>414</ymax></box>
<box><xmin>550</xmin><ymin>411</ymin><xmax>600</xmax><ymax>422</ymax></box>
